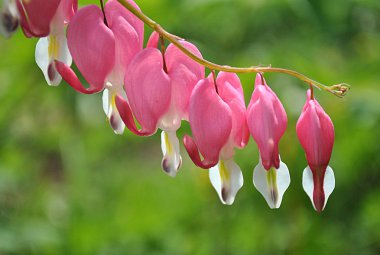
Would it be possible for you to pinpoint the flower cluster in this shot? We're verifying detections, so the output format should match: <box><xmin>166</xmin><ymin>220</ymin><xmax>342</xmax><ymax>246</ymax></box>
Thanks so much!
<box><xmin>1</xmin><ymin>0</ymin><xmax>338</xmax><ymax>212</ymax></box>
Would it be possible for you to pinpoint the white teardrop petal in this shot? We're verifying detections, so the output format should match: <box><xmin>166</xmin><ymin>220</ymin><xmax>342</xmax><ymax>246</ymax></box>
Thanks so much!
<box><xmin>102</xmin><ymin>89</ymin><xmax>110</xmax><ymax>116</ymax></box>
<box><xmin>302</xmin><ymin>166</ymin><xmax>314</xmax><ymax>209</ymax></box>
<box><xmin>49</xmin><ymin>33</ymin><xmax>72</xmax><ymax>86</ymax></box>
<box><xmin>323</xmin><ymin>166</ymin><xmax>335</xmax><ymax>209</ymax></box>
<box><xmin>56</xmin><ymin>33</ymin><xmax>72</xmax><ymax>67</ymax></box>
<box><xmin>35</xmin><ymin>37</ymin><xmax>51</xmax><ymax>84</ymax></box>
<box><xmin>302</xmin><ymin>165</ymin><xmax>335</xmax><ymax>211</ymax></box>
<box><xmin>253</xmin><ymin>159</ymin><xmax>290</xmax><ymax>209</ymax></box>
<box><xmin>103</xmin><ymin>88</ymin><xmax>125</xmax><ymax>135</ymax></box>
<box><xmin>161</xmin><ymin>131</ymin><xmax>182</xmax><ymax>177</ymax></box>
<box><xmin>109</xmin><ymin>106</ymin><xmax>125</xmax><ymax>135</ymax></box>
<box><xmin>209</xmin><ymin>158</ymin><xmax>243</xmax><ymax>205</ymax></box>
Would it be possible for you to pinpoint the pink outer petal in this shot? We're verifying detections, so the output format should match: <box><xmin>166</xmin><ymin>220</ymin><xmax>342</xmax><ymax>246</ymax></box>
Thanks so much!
<box><xmin>312</xmin><ymin>169</ymin><xmax>325</xmax><ymax>212</ymax></box>
<box><xmin>105</xmin><ymin>0</ymin><xmax>144</xmax><ymax>47</ymax></box>
<box><xmin>185</xmin><ymin>78</ymin><xmax>232</xmax><ymax>167</ymax></box>
<box><xmin>17</xmin><ymin>0</ymin><xmax>61</xmax><ymax>37</ymax></box>
<box><xmin>165</xmin><ymin>41</ymin><xmax>205</xmax><ymax>120</ymax></box>
<box><xmin>115</xmin><ymin>96</ymin><xmax>155</xmax><ymax>136</ymax></box>
<box><xmin>215</xmin><ymin>72</ymin><xmax>249</xmax><ymax>148</ymax></box>
<box><xmin>125</xmin><ymin>48</ymin><xmax>171</xmax><ymax>134</ymax></box>
<box><xmin>147</xmin><ymin>31</ymin><xmax>159</xmax><ymax>48</ymax></box>
<box><xmin>106</xmin><ymin>11</ymin><xmax>141</xmax><ymax>83</ymax></box>
<box><xmin>66</xmin><ymin>5</ymin><xmax>115</xmax><ymax>93</ymax></box>
<box><xmin>296</xmin><ymin>90</ymin><xmax>334</xmax><ymax>170</ymax></box>
<box><xmin>55</xmin><ymin>61</ymin><xmax>101</xmax><ymax>94</ymax></box>
<box><xmin>247</xmin><ymin>73</ymin><xmax>287</xmax><ymax>170</ymax></box>
<box><xmin>183</xmin><ymin>135</ymin><xmax>219</xmax><ymax>169</ymax></box>
<box><xmin>56</xmin><ymin>0</ymin><xmax>77</xmax><ymax>24</ymax></box>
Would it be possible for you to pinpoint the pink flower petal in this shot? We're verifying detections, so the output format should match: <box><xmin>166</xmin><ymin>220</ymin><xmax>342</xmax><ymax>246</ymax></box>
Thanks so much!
<box><xmin>106</xmin><ymin>5</ymin><xmax>141</xmax><ymax>83</ymax></box>
<box><xmin>54</xmin><ymin>0</ymin><xmax>77</xmax><ymax>25</ymax></box>
<box><xmin>147</xmin><ymin>31</ymin><xmax>160</xmax><ymax>48</ymax></box>
<box><xmin>183</xmin><ymin>135</ymin><xmax>219</xmax><ymax>169</ymax></box>
<box><xmin>17</xmin><ymin>0</ymin><xmax>61</xmax><ymax>37</ymax></box>
<box><xmin>115</xmin><ymin>95</ymin><xmax>155</xmax><ymax>136</ymax></box>
<box><xmin>124</xmin><ymin>48</ymin><xmax>171</xmax><ymax>134</ymax></box>
<box><xmin>55</xmin><ymin>60</ymin><xmax>98</xmax><ymax>94</ymax></box>
<box><xmin>185</xmin><ymin>78</ymin><xmax>232</xmax><ymax>168</ymax></box>
<box><xmin>105</xmin><ymin>0</ymin><xmax>144</xmax><ymax>47</ymax></box>
<box><xmin>297</xmin><ymin>90</ymin><xmax>334</xmax><ymax>168</ymax></box>
<box><xmin>66</xmin><ymin>5</ymin><xmax>115</xmax><ymax>93</ymax></box>
<box><xmin>215</xmin><ymin>72</ymin><xmax>249</xmax><ymax>149</ymax></box>
<box><xmin>247</xmin><ymin>73</ymin><xmax>287</xmax><ymax>170</ymax></box>
<box><xmin>165</xmin><ymin>41</ymin><xmax>204</xmax><ymax>120</ymax></box>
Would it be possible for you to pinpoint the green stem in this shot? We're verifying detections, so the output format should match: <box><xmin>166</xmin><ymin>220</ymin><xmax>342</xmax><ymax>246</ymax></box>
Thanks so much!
<box><xmin>117</xmin><ymin>0</ymin><xmax>350</xmax><ymax>97</ymax></box>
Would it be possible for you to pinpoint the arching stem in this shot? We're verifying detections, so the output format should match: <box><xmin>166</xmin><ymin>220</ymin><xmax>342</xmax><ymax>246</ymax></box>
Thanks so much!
<box><xmin>117</xmin><ymin>0</ymin><xmax>350</xmax><ymax>98</ymax></box>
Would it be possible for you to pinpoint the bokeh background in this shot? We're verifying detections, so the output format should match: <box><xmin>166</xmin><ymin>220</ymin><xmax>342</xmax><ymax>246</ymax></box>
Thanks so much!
<box><xmin>0</xmin><ymin>0</ymin><xmax>380</xmax><ymax>254</ymax></box>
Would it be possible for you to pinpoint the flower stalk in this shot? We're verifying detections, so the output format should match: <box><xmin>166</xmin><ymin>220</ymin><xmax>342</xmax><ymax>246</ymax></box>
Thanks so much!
<box><xmin>117</xmin><ymin>0</ymin><xmax>350</xmax><ymax>98</ymax></box>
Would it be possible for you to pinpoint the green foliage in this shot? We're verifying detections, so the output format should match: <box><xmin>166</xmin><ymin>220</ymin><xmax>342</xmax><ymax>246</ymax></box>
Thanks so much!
<box><xmin>0</xmin><ymin>0</ymin><xmax>379</xmax><ymax>254</ymax></box>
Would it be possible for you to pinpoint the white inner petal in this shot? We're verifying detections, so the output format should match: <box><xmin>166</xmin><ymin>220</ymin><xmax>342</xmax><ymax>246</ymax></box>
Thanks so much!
<box><xmin>35</xmin><ymin>37</ymin><xmax>51</xmax><ymax>84</ymax></box>
<box><xmin>209</xmin><ymin>158</ymin><xmax>244</xmax><ymax>205</ymax></box>
<box><xmin>302</xmin><ymin>165</ymin><xmax>335</xmax><ymax>211</ymax></box>
<box><xmin>323</xmin><ymin>166</ymin><xmax>335</xmax><ymax>208</ymax></box>
<box><xmin>102</xmin><ymin>88</ymin><xmax>110</xmax><ymax>116</ymax></box>
<box><xmin>35</xmin><ymin>31</ymin><xmax>72</xmax><ymax>86</ymax></box>
<box><xmin>102</xmin><ymin>87</ymin><xmax>125</xmax><ymax>135</ymax></box>
<box><xmin>56</xmin><ymin>32</ymin><xmax>72</xmax><ymax>67</ymax></box>
<box><xmin>161</xmin><ymin>130</ymin><xmax>182</xmax><ymax>177</ymax></box>
<box><xmin>253</xmin><ymin>158</ymin><xmax>290</xmax><ymax>209</ymax></box>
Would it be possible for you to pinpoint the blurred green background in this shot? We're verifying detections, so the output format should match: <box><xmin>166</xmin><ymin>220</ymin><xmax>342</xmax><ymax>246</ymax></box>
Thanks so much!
<box><xmin>0</xmin><ymin>0</ymin><xmax>380</xmax><ymax>254</ymax></box>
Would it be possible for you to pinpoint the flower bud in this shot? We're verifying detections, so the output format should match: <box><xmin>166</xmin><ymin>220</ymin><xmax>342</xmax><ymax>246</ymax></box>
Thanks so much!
<box><xmin>296</xmin><ymin>90</ymin><xmax>335</xmax><ymax>212</ymax></box>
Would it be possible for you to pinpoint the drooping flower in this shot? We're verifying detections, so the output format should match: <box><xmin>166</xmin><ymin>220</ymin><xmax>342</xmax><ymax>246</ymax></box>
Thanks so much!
<box><xmin>296</xmin><ymin>90</ymin><xmax>335</xmax><ymax>212</ymax></box>
<box><xmin>16</xmin><ymin>0</ymin><xmax>62</xmax><ymax>38</ymax></box>
<box><xmin>56</xmin><ymin>0</ymin><xmax>144</xmax><ymax>134</ymax></box>
<box><xmin>183</xmin><ymin>72</ymin><xmax>249</xmax><ymax>205</ymax></box>
<box><xmin>115</xmin><ymin>31</ymin><xmax>204</xmax><ymax>176</ymax></box>
<box><xmin>0</xmin><ymin>0</ymin><xmax>19</xmax><ymax>38</ymax></box>
<box><xmin>247</xmin><ymin>73</ymin><xmax>290</xmax><ymax>209</ymax></box>
<box><xmin>34</xmin><ymin>0</ymin><xmax>77</xmax><ymax>86</ymax></box>
<box><xmin>1</xmin><ymin>0</ymin><xmax>77</xmax><ymax>85</ymax></box>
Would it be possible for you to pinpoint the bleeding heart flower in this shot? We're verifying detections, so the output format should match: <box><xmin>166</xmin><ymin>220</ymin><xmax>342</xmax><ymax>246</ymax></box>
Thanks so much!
<box><xmin>35</xmin><ymin>0</ymin><xmax>77</xmax><ymax>86</ymax></box>
<box><xmin>115</xmin><ymin>31</ymin><xmax>204</xmax><ymax>176</ymax></box>
<box><xmin>184</xmin><ymin>72</ymin><xmax>249</xmax><ymax>205</ymax></box>
<box><xmin>296</xmin><ymin>90</ymin><xmax>335</xmax><ymax>212</ymax></box>
<box><xmin>0</xmin><ymin>0</ymin><xmax>19</xmax><ymax>38</ymax></box>
<box><xmin>247</xmin><ymin>73</ymin><xmax>290</xmax><ymax>209</ymax></box>
<box><xmin>56</xmin><ymin>0</ymin><xmax>144</xmax><ymax>134</ymax></box>
<box><xmin>4</xmin><ymin>0</ymin><xmax>77</xmax><ymax>86</ymax></box>
<box><xmin>16</xmin><ymin>0</ymin><xmax>62</xmax><ymax>38</ymax></box>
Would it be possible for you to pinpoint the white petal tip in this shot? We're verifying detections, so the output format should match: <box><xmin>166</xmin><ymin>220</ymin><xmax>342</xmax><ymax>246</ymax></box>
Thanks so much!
<box><xmin>103</xmin><ymin>91</ymin><xmax>125</xmax><ymax>135</ymax></box>
<box><xmin>302</xmin><ymin>166</ymin><xmax>335</xmax><ymax>212</ymax></box>
<box><xmin>109</xmin><ymin>115</ymin><xmax>125</xmax><ymax>135</ymax></box>
<box><xmin>161</xmin><ymin>131</ymin><xmax>182</xmax><ymax>177</ymax></box>
<box><xmin>253</xmin><ymin>160</ymin><xmax>290</xmax><ymax>209</ymax></box>
<box><xmin>209</xmin><ymin>159</ymin><xmax>243</xmax><ymax>205</ymax></box>
<box><xmin>47</xmin><ymin>63</ymin><xmax>62</xmax><ymax>86</ymax></box>
<box><xmin>161</xmin><ymin>156</ymin><xmax>182</xmax><ymax>178</ymax></box>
